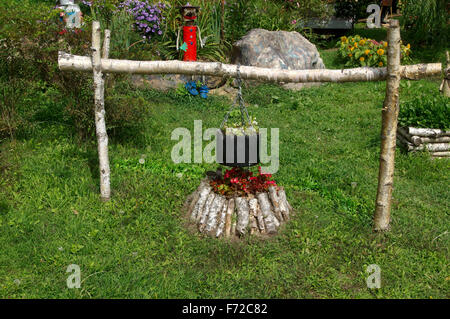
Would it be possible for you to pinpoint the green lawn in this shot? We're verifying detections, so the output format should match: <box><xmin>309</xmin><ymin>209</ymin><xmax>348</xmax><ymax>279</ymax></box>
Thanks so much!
<box><xmin>1</xmin><ymin>72</ymin><xmax>448</xmax><ymax>298</ymax></box>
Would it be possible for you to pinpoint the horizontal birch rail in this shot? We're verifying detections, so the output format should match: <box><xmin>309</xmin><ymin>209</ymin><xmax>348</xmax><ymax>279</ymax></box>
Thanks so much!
<box><xmin>58</xmin><ymin>51</ymin><xmax>441</xmax><ymax>83</ymax></box>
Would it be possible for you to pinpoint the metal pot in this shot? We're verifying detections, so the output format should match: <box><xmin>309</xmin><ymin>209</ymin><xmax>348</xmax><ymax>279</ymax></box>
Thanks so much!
<box><xmin>216</xmin><ymin>129</ymin><xmax>260</xmax><ymax>167</ymax></box>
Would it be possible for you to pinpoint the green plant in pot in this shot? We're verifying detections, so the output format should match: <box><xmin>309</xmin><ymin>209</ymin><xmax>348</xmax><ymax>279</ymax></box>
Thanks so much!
<box><xmin>222</xmin><ymin>108</ymin><xmax>259</xmax><ymax>136</ymax></box>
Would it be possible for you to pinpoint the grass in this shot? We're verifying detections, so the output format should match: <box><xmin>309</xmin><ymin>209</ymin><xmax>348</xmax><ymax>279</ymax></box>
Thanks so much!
<box><xmin>0</xmin><ymin>62</ymin><xmax>449</xmax><ymax>298</ymax></box>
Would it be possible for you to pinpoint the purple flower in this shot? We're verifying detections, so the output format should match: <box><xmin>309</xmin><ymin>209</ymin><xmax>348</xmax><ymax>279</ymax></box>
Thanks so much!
<box><xmin>119</xmin><ymin>0</ymin><xmax>166</xmax><ymax>42</ymax></box>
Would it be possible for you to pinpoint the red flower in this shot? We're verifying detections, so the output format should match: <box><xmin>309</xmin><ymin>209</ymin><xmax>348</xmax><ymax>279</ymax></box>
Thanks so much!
<box><xmin>210</xmin><ymin>167</ymin><xmax>277</xmax><ymax>196</ymax></box>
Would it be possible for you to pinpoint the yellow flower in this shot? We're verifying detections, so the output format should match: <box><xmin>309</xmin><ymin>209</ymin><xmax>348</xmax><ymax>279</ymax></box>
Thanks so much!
<box><xmin>350</xmin><ymin>47</ymin><xmax>354</xmax><ymax>51</ymax></box>
<box><xmin>360</xmin><ymin>57</ymin><xmax>365</xmax><ymax>62</ymax></box>
<box><xmin>407</xmin><ymin>43</ymin><xmax>411</xmax><ymax>49</ymax></box>
<box><xmin>354</xmin><ymin>42</ymin><xmax>358</xmax><ymax>48</ymax></box>
<box><xmin>379</xmin><ymin>62</ymin><xmax>383</xmax><ymax>67</ymax></box>
<box><xmin>348</xmin><ymin>53</ymin><xmax>353</xmax><ymax>57</ymax></box>
<box><xmin>377</xmin><ymin>49</ymin><xmax>385</xmax><ymax>55</ymax></box>
<box><xmin>359</xmin><ymin>39</ymin><xmax>366</xmax><ymax>46</ymax></box>
<box><xmin>364</xmin><ymin>49</ymin><xmax>370</xmax><ymax>55</ymax></box>
<box><xmin>341</xmin><ymin>36</ymin><xmax>347</xmax><ymax>43</ymax></box>
<box><xmin>383</xmin><ymin>41</ymin><xmax>388</xmax><ymax>48</ymax></box>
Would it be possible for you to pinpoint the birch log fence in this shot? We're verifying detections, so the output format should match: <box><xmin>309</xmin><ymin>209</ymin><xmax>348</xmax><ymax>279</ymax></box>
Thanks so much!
<box><xmin>58</xmin><ymin>20</ymin><xmax>443</xmax><ymax>231</ymax></box>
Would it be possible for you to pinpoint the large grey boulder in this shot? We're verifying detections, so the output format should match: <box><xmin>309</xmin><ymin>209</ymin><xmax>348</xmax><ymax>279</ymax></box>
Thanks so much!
<box><xmin>232</xmin><ymin>29</ymin><xmax>325</xmax><ymax>89</ymax></box>
<box><xmin>232</xmin><ymin>28</ymin><xmax>325</xmax><ymax>70</ymax></box>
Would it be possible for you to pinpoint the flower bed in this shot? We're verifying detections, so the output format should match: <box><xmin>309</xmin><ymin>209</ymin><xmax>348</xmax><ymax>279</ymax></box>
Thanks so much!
<box><xmin>210</xmin><ymin>167</ymin><xmax>276</xmax><ymax>197</ymax></box>
<box><xmin>337</xmin><ymin>35</ymin><xmax>411</xmax><ymax>68</ymax></box>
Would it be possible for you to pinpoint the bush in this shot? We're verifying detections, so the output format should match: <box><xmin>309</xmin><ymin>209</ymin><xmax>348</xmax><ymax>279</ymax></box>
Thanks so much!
<box><xmin>399</xmin><ymin>0</ymin><xmax>449</xmax><ymax>46</ymax></box>
<box><xmin>399</xmin><ymin>94</ymin><xmax>450</xmax><ymax>130</ymax></box>
<box><xmin>333</xmin><ymin>0</ymin><xmax>376</xmax><ymax>21</ymax></box>
<box><xmin>224</xmin><ymin>0</ymin><xmax>333</xmax><ymax>45</ymax></box>
<box><xmin>336</xmin><ymin>35</ymin><xmax>412</xmax><ymax>67</ymax></box>
<box><xmin>0</xmin><ymin>0</ymin><xmax>149</xmax><ymax>141</ymax></box>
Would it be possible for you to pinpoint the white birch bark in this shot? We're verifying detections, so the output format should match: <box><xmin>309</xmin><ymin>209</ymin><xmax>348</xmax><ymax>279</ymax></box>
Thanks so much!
<box><xmin>92</xmin><ymin>21</ymin><xmax>110</xmax><ymax>201</ymax></box>
<box><xmin>205</xmin><ymin>195</ymin><xmax>226</xmax><ymax>234</ymax></box>
<box><xmin>409</xmin><ymin>143</ymin><xmax>450</xmax><ymax>152</ymax></box>
<box><xmin>189</xmin><ymin>179</ymin><xmax>210</xmax><ymax>221</ymax></box>
<box><xmin>268</xmin><ymin>186</ymin><xmax>283</xmax><ymax>222</ymax></box>
<box><xmin>257</xmin><ymin>192</ymin><xmax>278</xmax><ymax>234</ymax></box>
<box><xmin>441</xmin><ymin>51</ymin><xmax>449</xmax><ymax>97</ymax></box>
<box><xmin>397</xmin><ymin>127</ymin><xmax>422</xmax><ymax>146</ymax></box>
<box><xmin>224</xmin><ymin>198</ymin><xmax>235</xmax><ymax>238</ymax></box>
<box><xmin>235</xmin><ymin>197</ymin><xmax>250</xmax><ymax>236</ymax></box>
<box><xmin>199</xmin><ymin>192</ymin><xmax>215</xmax><ymax>231</ymax></box>
<box><xmin>407</xmin><ymin>127</ymin><xmax>450</xmax><ymax>137</ymax></box>
<box><xmin>277</xmin><ymin>187</ymin><xmax>291</xmax><ymax>220</ymax></box>
<box><xmin>102</xmin><ymin>29</ymin><xmax>111</xmax><ymax>59</ymax></box>
<box><xmin>216</xmin><ymin>200</ymin><xmax>228</xmax><ymax>238</ymax></box>
<box><xmin>431</xmin><ymin>151</ymin><xmax>450</xmax><ymax>157</ymax></box>
<box><xmin>374</xmin><ymin>20</ymin><xmax>401</xmax><ymax>232</ymax></box>
<box><xmin>419</xmin><ymin>136</ymin><xmax>450</xmax><ymax>144</ymax></box>
<box><xmin>59</xmin><ymin>51</ymin><xmax>441</xmax><ymax>83</ymax></box>
<box><xmin>248</xmin><ymin>197</ymin><xmax>259</xmax><ymax>235</ymax></box>
<box><xmin>255</xmin><ymin>202</ymin><xmax>266</xmax><ymax>234</ymax></box>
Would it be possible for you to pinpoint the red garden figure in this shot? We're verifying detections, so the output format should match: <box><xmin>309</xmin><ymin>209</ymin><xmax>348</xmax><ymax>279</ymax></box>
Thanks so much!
<box><xmin>176</xmin><ymin>3</ymin><xmax>205</xmax><ymax>61</ymax></box>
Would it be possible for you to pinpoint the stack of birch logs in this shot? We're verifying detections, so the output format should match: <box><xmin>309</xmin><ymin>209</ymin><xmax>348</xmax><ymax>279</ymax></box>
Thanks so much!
<box><xmin>185</xmin><ymin>178</ymin><xmax>293</xmax><ymax>238</ymax></box>
<box><xmin>397</xmin><ymin>127</ymin><xmax>450</xmax><ymax>158</ymax></box>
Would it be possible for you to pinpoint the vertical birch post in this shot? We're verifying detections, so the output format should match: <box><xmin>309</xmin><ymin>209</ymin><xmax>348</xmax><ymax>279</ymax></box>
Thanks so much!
<box><xmin>374</xmin><ymin>20</ymin><xmax>401</xmax><ymax>231</ymax></box>
<box><xmin>441</xmin><ymin>51</ymin><xmax>450</xmax><ymax>97</ymax></box>
<box><xmin>92</xmin><ymin>21</ymin><xmax>111</xmax><ymax>201</ymax></box>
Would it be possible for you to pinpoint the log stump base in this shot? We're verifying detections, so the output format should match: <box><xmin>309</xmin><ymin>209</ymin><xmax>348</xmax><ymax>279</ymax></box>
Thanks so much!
<box><xmin>185</xmin><ymin>177</ymin><xmax>294</xmax><ymax>239</ymax></box>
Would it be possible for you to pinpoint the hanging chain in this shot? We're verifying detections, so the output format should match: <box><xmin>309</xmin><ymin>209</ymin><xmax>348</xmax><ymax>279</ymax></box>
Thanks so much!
<box><xmin>220</xmin><ymin>64</ymin><xmax>253</xmax><ymax>129</ymax></box>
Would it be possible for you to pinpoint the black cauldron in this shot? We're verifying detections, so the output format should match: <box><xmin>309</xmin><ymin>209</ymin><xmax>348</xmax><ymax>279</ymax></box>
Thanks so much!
<box><xmin>216</xmin><ymin>129</ymin><xmax>260</xmax><ymax>167</ymax></box>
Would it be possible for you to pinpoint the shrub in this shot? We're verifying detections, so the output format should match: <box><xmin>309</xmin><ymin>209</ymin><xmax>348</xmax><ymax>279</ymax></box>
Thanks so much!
<box><xmin>0</xmin><ymin>0</ymin><xmax>149</xmax><ymax>141</ymax></box>
<box><xmin>337</xmin><ymin>35</ymin><xmax>412</xmax><ymax>67</ymax></box>
<box><xmin>333</xmin><ymin>0</ymin><xmax>376</xmax><ymax>21</ymax></box>
<box><xmin>399</xmin><ymin>94</ymin><xmax>450</xmax><ymax>130</ymax></box>
<box><xmin>399</xmin><ymin>0</ymin><xmax>449</xmax><ymax>46</ymax></box>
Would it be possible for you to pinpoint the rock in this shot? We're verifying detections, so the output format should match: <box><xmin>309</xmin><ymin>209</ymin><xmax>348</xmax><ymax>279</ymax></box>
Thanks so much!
<box><xmin>232</xmin><ymin>29</ymin><xmax>325</xmax><ymax>90</ymax></box>
<box><xmin>210</xmin><ymin>84</ymin><xmax>238</xmax><ymax>100</ymax></box>
<box><xmin>131</xmin><ymin>74</ymin><xmax>225</xmax><ymax>91</ymax></box>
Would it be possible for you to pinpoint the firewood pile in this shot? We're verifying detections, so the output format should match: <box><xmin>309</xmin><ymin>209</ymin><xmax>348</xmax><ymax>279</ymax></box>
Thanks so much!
<box><xmin>397</xmin><ymin>127</ymin><xmax>450</xmax><ymax>158</ymax></box>
<box><xmin>185</xmin><ymin>178</ymin><xmax>294</xmax><ymax>238</ymax></box>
